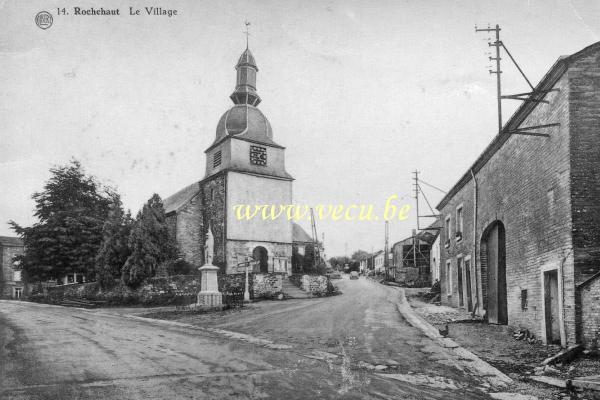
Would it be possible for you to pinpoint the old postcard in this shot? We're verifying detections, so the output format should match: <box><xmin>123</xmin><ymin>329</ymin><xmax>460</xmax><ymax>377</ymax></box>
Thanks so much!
<box><xmin>2</xmin><ymin>1</ymin><xmax>600</xmax><ymax>399</ymax></box>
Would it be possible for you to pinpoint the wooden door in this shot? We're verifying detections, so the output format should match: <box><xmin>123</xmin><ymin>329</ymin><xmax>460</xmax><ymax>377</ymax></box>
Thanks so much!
<box><xmin>465</xmin><ymin>259</ymin><xmax>473</xmax><ymax>312</ymax></box>
<box><xmin>486</xmin><ymin>223</ymin><xmax>507</xmax><ymax>324</ymax></box>
<box><xmin>545</xmin><ymin>270</ymin><xmax>560</xmax><ymax>344</ymax></box>
<box><xmin>457</xmin><ymin>257</ymin><xmax>464</xmax><ymax>307</ymax></box>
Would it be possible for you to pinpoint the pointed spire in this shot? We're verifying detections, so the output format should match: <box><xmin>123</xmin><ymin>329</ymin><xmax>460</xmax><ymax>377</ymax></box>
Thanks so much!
<box><xmin>244</xmin><ymin>20</ymin><xmax>250</xmax><ymax>50</ymax></box>
<box><xmin>230</xmin><ymin>22</ymin><xmax>261</xmax><ymax>106</ymax></box>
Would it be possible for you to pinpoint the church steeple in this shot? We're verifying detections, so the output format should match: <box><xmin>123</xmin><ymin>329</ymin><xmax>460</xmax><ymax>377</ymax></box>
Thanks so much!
<box><xmin>230</xmin><ymin>23</ymin><xmax>261</xmax><ymax>106</ymax></box>
<box><xmin>230</xmin><ymin>47</ymin><xmax>261</xmax><ymax>106</ymax></box>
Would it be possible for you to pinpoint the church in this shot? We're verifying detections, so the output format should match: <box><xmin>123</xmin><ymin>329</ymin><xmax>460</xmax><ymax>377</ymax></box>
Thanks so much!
<box><xmin>163</xmin><ymin>44</ymin><xmax>297</xmax><ymax>275</ymax></box>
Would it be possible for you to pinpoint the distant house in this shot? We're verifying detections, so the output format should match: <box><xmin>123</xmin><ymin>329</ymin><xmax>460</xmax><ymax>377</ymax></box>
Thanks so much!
<box><xmin>0</xmin><ymin>236</ymin><xmax>28</xmax><ymax>299</ymax></box>
<box><xmin>373</xmin><ymin>250</ymin><xmax>385</xmax><ymax>273</ymax></box>
<box><xmin>392</xmin><ymin>221</ymin><xmax>441</xmax><ymax>286</ymax></box>
<box><xmin>292</xmin><ymin>222</ymin><xmax>314</xmax><ymax>256</ymax></box>
<box><xmin>359</xmin><ymin>257</ymin><xmax>368</xmax><ymax>273</ymax></box>
<box><xmin>291</xmin><ymin>222</ymin><xmax>323</xmax><ymax>273</ymax></box>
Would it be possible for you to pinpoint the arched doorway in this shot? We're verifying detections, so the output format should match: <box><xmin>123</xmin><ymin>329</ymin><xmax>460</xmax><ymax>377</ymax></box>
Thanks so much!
<box><xmin>252</xmin><ymin>246</ymin><xmax>269</xmax><ymax>273</ymax></box>
<box><xmin>481</xmin><ymin>221</ymin><xmax>507</xmax><ymax>325</ymax></box>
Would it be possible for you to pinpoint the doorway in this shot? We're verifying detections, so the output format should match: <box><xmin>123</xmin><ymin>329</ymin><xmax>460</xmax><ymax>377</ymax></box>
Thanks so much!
<box><xmin>252</xmin><ymin>246</ymin><xmax>269</xmax><ymax>273</ymax></box>
<box><xmin>544</xmin><ymin>270</ymin><xmax>561</xmax><ymax>344</ymax></box>
<box><xmin>465</xmin><ymin>258</ymin><xmax>473</xmax><ymax>312</ymax></box>
<box><xmin>457</xmin><ymin>256</ymin><xmax>464</xmax><ymax>308</ymax></box>
<box><xmin>482</xmin><ymin>221</ymin><xmax>507</xmax><ymax>324</ymax></box>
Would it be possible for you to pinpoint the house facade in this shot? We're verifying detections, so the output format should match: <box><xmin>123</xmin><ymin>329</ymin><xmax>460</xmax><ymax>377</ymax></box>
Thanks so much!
<box><xmin>437</xmin><ymin>42</ymin><xmax>600</xmax><ymax>347</ymax></box>
<box><xmin>0</xmin><ymin>236</ymin><xmax>27</xmax><ymax>299</ymax></box>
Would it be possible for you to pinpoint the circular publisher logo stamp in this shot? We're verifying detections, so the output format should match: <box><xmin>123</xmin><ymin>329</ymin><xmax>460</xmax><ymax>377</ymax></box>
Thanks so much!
<box><xmin>35</xmin><ymin>11</ymin><xmax>53</xmax><ymax>30</ymax></box>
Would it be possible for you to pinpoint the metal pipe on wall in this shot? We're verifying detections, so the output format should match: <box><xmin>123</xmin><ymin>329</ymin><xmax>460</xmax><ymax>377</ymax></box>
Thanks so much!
<box><xmin>471</xmin><ymin>169</ymin><xmax>480</xmax><ymax>317</ymax></box>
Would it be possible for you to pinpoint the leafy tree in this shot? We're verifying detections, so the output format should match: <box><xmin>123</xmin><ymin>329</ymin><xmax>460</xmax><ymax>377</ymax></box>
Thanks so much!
<box><xmin>351</xmin><ymin>250</ymin><xmax>370</xmax><ymax>261</ymax></box>
<box><xmin>95</xmin><ymin>194</ymin><xmax>132</xmax><ymax>288</ymax></box>
<box><xmin>10</xmin><ymin>160</ymin><xmax>112</xmax><ymax>282</ymax></box>
<box><xmin>328</xmin><ymin>256</ymin><xmax>351</xmax><ymax>271</ymax></box>
<box><xmin>121</xmin><ymin>194</ymin><xmax>177</xmax><ymax>287</ymax></box>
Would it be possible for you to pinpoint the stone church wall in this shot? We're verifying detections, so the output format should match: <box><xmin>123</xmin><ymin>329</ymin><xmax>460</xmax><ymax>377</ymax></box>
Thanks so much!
<box><xmin>175</xmin><ymin>194</ymin><xmax>203</xmax><ymax>267</ymax></box>
<box><xmin>226</xmin><ymin>240</ymin><xmax>291</xmax><ymax>274</ymax></box>
<box><xmin>201</xmin><ymin>173</ymin><xmax>227</xmax><ymax>271</ymax></box>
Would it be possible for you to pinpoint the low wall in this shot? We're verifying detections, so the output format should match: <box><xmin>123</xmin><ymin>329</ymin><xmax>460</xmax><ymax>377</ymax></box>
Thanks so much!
<box><xmin>29</xmin><ymin>276</ymin><xmax>204</xmax><ymax>306</ymax></box>
<box><xmin>253</xmin><ymin>273</ymin><xmax>284</xmax><ymax>298</ymax></box>
<box><xmin>29</xmin><ymin>273</ymin><xmax>287</xmax><ymax>306</ymax></box>
<box><xmin>300</xmin><ymin>275</ymin><xmax>330</xmax><ymax>296</ymax></box>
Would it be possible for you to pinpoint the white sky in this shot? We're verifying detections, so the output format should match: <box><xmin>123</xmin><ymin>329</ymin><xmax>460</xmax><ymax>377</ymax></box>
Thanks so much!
<box><xmin>1</xmin><ymin>0</ymin><xmax>599</xmax><ymax>257</ymax></box>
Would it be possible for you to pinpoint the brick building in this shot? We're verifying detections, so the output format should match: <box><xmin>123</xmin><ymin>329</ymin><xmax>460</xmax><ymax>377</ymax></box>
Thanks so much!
<box><xmin>0</xmin><ymin>236</ymin><xmax>27</xmax><ymax>299</ymax></box>
<box><xmin>164</xmin><ymin>45</ymin><xmax>294</xmax><ymax>275</ymax></box>
<box><xmin>437</xmin><ymin>42</ymin><xmax>600</xmax><ymax>347</ymax></box>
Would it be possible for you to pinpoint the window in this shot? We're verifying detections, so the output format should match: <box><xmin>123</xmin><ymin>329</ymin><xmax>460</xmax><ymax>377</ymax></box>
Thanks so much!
<box><xmin>521</xmin><ymin>289</ymin><xmax>528</xmax><ymax>310</ymax></box>
<box><xmin>444</xmin><ymin>215</ymin><xmax>451</xmax><ymax>241</ymax></box>
<box><xmin>446</xmin><ymin>260</ymin><xmax>452</xmax><ymax>296</ymax></box>
<box><xmin>213</xmin><ymin>150</ymin><xmax>222</xmax><ymax>168</ymax></box>
<box><xmin>13</xmin><ymin>270</ymin><xmax>22</xmax><ymax>282</ymax></box>
<box><xmin>456</xmin><ymin>205</ymin><xmax>463</xmax><ymax>237</ymax></box>
<box><xmin>250</xmin><ymin>145</ymin><xmax>267</xmax><ymax>166</ymax></box>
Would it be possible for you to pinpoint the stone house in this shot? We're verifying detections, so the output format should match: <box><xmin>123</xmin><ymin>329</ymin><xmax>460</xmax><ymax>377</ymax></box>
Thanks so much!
<box><xmin>0</xmin><ymin>236</ymin><xmax>27</xmax><ymax>298</ymax></box>
<box><xmin>436</xmin><ymin>42</ymin><xmax>600</xmax><ymax>347</ymax></box>
<box><xmin>164</xmin><ymin>45</ymin><xmax>293</xmax><ymax>276</ymax></box>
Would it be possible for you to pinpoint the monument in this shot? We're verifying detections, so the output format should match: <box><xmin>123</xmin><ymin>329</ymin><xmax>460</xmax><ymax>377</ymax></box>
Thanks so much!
<box><xmin>196</xmin><ymin>225</ymin><xmax>222</xmax><ymax>308</ymax></box>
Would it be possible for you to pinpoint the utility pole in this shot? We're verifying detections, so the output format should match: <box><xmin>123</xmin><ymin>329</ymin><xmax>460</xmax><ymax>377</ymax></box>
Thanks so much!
<box><xmin>384</xmin><ymin>221</ymin><xmax>389</xmax><ymax>279</ymax></box>
<box><xmin>310</xmin><ymin>208</ymin><xmax>321</xmax><ymax>271</ymax></box>
<box><xmin>476</xmin><ymin>24</ymin><xmax>502</xmax><ymax>134</ymax></box>
<box><xmin>413</xmin><ymin>170</ymin><xmax>420</xmax><ymax>230</ymax></box>
<box><xmin>475</xmin><ymin>24</ymin><xmax>559</xmax><ymax>138</ymax></box>
<box><xmin>412</xmin><ymin>171</ymin><xmax>420</xmax><ymax>274</ymax></box>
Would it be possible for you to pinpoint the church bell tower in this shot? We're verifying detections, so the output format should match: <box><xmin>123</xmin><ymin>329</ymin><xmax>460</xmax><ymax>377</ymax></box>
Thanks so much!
<box><xmin>201</xmin><ymin>42</ymin><xmax>294</xmax><ymax>275</ymax></box>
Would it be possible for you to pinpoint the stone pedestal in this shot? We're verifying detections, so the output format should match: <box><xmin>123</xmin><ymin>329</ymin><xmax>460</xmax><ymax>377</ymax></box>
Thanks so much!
<box><xmin>197</xmin><ymin>264</ymin><xmax>222</xmax><ymax>307</ymax></box>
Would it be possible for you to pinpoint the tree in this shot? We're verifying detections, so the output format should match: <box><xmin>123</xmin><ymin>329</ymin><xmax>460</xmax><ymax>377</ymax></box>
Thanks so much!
<box><xmin>10</xmin><ymin>160</ymin><xmax>112</xmax><ymax>282</ymax></box>
<box><xmin>351</xmin><ymin>250</ymin><xmax>370</xmax><ymax>261</ymax></box>
<box><xmin>329</xmin><ymin>256</ymin><xmax>351</xmax><ymax>271</ymax></box>
<box><xmin>95</xmin><ymin>194</ymin><xmax>132</xmax><ymax>288</ymax></box>
<box><xmin>121</xmin><ymin>194</ymin><xmax>177</xmax><ymax>287</ymax></box>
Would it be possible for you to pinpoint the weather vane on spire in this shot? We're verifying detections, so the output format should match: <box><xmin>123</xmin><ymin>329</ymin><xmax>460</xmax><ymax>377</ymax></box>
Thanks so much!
<box><xmin>244</xmin><ymin>20</ymin><xmax>251</xmax><ymax>49</ymax></box>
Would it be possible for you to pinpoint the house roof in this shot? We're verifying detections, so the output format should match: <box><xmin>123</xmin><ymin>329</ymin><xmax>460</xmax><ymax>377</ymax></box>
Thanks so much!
<box><xmin>437</xmin><ymin>41</ymin><xmax>600</xmax><ymax>210</ymax></box>
<box><xmin>292</xmin><ymin>222</ymin><xmax>313</xmax><ymax>243</ymax></box>
<box><xmin>0</xmin><ymin>236</ymin><xmax>23</xmax><ymax>247</ymax></box>
<box><xmin>163</xmin><ymin>182</ymin><xmax>201</xmax><ymax>214</ymax></box>
<box><xmin>392</xmin><ymin>218</ymin><xmax>442</xmax><ymax>248</ymax></box>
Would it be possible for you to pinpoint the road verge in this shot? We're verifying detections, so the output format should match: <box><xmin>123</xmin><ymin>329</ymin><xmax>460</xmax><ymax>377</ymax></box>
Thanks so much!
<box><xmin>392</xmin><ymin>285</ymin><xmax>513</xmax><ymax>389</ymax></box>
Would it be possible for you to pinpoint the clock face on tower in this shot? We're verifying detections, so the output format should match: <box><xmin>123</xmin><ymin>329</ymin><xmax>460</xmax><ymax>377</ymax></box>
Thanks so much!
<box><xmin>249</xmin><ymin>145</ymin><xmax>267</xmax><ymax>166</ymax></box>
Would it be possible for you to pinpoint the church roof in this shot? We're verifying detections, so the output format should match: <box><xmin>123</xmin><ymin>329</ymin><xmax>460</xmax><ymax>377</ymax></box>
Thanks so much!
<box><xmin>208</xmin><ymin>104</ymin><xmax>283</xmax><ymax>151</ymax></box>
<box><xmin>292</xmin><ymin>222</ymin><xmax>313</xmax><ymax>243</ymax></box>
<box><xmin>163</xmin><ymin>182</ymin><xmax>200</xmax><ymax>214</ymax></box>
<box><xmin>0</xmin><ymin>236</ymin><xmax>23</xmax><ymax>247</ymax></box>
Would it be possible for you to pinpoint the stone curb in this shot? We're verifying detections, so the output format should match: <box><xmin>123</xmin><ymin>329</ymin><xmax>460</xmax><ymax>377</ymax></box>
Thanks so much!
<box><xmin>391</xmin><ymin>286</ymin><xmax>513</xmax><ymax>389</ymax></box>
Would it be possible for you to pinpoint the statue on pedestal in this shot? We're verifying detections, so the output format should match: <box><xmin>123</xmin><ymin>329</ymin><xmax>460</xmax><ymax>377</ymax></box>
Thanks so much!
<box><xmin>197</xmin><ymin>223</ymin><xmax>222</xmax><ymax>308</ymax></box>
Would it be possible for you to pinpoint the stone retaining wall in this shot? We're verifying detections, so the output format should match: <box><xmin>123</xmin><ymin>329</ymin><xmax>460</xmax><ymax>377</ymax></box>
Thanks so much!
<box><xmin>300</xmin><ymin>275</ymin><xmax>330</xmax><ymax>296</ymax></box>
<box><xmin>253</xmin><ymin>273</ymin><xmax>284</xmax><ymax>298</ymax></box>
